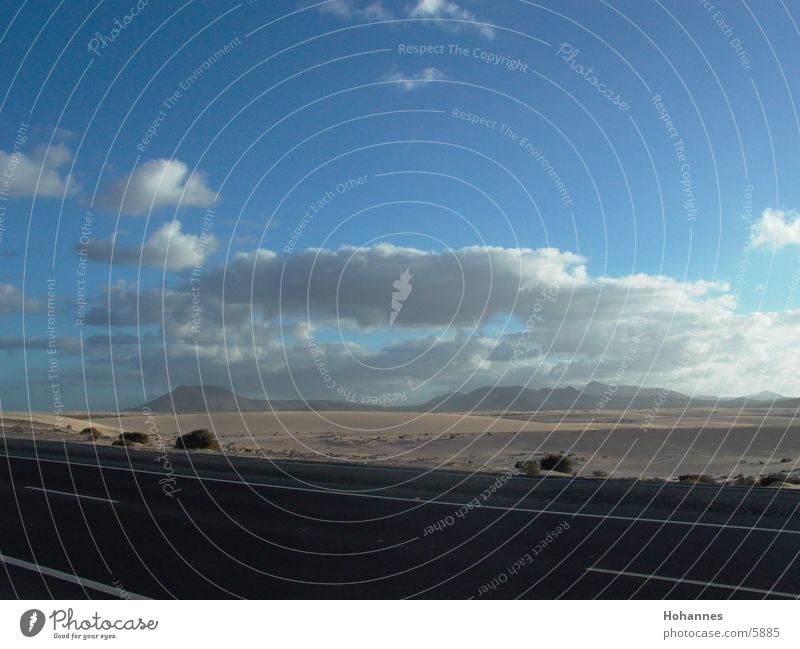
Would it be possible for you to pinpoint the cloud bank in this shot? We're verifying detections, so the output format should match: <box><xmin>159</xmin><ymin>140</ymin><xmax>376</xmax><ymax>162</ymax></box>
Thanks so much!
<box><xmin>82</xmin><ymin>221</ymin><xmax>218</xmax><ymax>271</ymax></box>
<box><xmin>74</xmin><ymin>244</ymin><xmax>800</xmax><ymax>399</ymax></box>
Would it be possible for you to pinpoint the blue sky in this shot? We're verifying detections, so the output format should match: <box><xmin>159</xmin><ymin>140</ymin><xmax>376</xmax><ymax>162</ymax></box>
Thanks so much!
<box><xmin>1</xmin><ymin>0</ymin><xmax>799</xmax><ymax>410</ymax></box>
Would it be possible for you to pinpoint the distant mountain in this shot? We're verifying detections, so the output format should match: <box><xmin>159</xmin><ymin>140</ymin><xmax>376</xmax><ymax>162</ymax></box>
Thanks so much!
<box><xmin>416</xmin><ymin>385</ymin><xmax>574</xmax><ymax>412</ymax></box>
<box><xmin>417</xmin><ymin>383</ymin><xmax>689</xmax><ymax>412</ymax></box>
<box><xmin>131</xmin><ymin>383</ymin><xmax>798</xmax><ymax>414</ymax></box>
<box><xmin>135</xmin><ymin>385</ymin><xmax>263</xmax><ymax>413</ymax></box>
<box><xmin>741</xmin><ymin>390</ymin><xmax>786</xmax><ymax>401</ymax></box>
<box><xmin>132</xmin><ymin>385</ymin><xmax>385</xmax><ymax>413</ymax></box>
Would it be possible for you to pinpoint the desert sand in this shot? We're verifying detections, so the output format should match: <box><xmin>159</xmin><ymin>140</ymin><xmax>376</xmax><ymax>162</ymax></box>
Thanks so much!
<box><xmin>4</xmin><ymin>406</ymin><xmax>800</xmax><ymax>481</ymax></box>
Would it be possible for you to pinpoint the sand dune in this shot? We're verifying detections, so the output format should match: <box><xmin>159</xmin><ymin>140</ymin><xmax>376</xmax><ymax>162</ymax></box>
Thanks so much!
<box><xmin>2</xmin><ymin>412</ymin><xmax>120</xmax><ymax>437</ymax></box>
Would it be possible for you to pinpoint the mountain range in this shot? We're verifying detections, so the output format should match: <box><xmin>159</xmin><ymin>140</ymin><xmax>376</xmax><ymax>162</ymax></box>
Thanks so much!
<box><xmin>415</xmin><ymin>382</ymin><xmax>798</xmax><ymax>412</ymax></box>
<box><xmin>131</xmin><ymin>383</ymin><xmax>799</xmax><ymax>414</ymax></box>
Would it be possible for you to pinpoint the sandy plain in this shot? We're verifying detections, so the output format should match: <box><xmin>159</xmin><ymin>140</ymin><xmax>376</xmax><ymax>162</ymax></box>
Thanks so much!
<box><xmin>3</xmin><ymin>407</ymin><xmax>800</xmax><ymax>481</ymax></box>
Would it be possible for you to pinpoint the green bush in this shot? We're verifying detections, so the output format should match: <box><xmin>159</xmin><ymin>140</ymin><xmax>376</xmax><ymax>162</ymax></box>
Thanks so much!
<box><xmin>112</xmin><ymin>438</ymin><xmax>135</xmax><ymax>447</ymax></box>
<box><xmin>175</xmin><ymin>428</ymin><xmax>221</xmax><ymax>451</ymax></box>
<box><xmin>539</xmin><ymin>453</ymin><xmax>573</xmax><ymax>473</ymax></box>
<box><xmin>514</xmin><ymin>460</ymin><xmax>540</xmax><ymax>476</ymax></box>
<box><xmin>120</xmin><ymin>431</ymin><xmax>150</xmax><ymax>445</ymax></box>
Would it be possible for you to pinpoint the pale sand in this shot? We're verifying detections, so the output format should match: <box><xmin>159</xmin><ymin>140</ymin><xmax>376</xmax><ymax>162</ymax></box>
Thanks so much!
<box><xmin>4</xmin><ymin>407</ymin><xmax>800</xmax><ymax>480</ymax></box>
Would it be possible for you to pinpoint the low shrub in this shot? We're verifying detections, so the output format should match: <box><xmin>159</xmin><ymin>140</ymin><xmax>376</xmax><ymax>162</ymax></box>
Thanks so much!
<box><xmin>539</xmin><ymin>453</ymin><xmax>574</xmax><ymax>473</ymax></box>
<box><xmin>759</xmin><ymin>473</ymin><xmax>787</xmax><ymax>487</ymax></box>
<box><xmin>81</xmin><ymin>427</ymin><xmax>106</xmax><ymax>440</ymax></box>
<box><xmin>175</xmin><ymin>428</ymin><xmax>221</xmax><ymax>451</ymax></box>
<box><xmin>112</xmin><ymin>438</ymin><xmax>135</xmax><ymax>447</ymax></box>
<box><xmin>120</xmin><ymin>431</ymin><xmax>150</xmax><ymax>445</ymax></box>
<box><xmin>514</xmin><ymin>460</ymin><xmax>540</xmax><ymax>476</ymax></box>
<box><xmin>728</xmin><ymin>474</ymin><xmax>756</xmax><ymax>486</ymax></box>
<box><xmin>592</xmin><ymin>469</ymin><xmax>610</xmax><ymax>478</ymax></box>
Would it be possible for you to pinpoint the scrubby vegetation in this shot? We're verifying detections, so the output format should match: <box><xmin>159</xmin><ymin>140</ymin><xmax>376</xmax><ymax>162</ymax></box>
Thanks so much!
<box><xmin>725</xmin><ymin>473</ymin><xmax>800</xmax><ymax>487</ymax></box>
<box><xmin>757</xmin><ymin>473</ymin><xmax>800</xmax><ymax>487</ymax></box>
<box><xmin>592</xmin><ymin>469</ymin><xmax>610</xmax><ymax>478</ymax></box>
<box><xmin>539</xmin><ymin>453</ymin><xmax>574</xmax><ymax>474</ymax></box>
<box><xmin>112</xmin><ymin>438</ymin><xmax>135</xmax><ymax>447</ymax></box>
<box><xmin>727</xmin><ymin>474</ymin><xmax>757</xmax><ymax>486</ymax></box>
<box><xmin>175</xmin><ymin>428</ymin><xmax>221</xmax><ymax>451</ymax></box>
<box><xmin>677</xmin><ymin>473</ymin><xmax>717</xmax><ymax>484</ymax></box>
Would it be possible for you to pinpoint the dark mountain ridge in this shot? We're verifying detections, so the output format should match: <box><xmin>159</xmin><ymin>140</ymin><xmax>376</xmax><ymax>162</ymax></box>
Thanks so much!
<box><xmin>131</xmin><ymin>385</ymin><xmax>385</xmax><ymax>413</ymax></box>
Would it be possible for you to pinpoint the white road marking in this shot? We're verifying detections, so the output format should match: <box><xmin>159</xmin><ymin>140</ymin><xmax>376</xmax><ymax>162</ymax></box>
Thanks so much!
<box><xmin>25</xmin><ymin>486</ymin><xmax>118</xmax><ymax>504</ymax></box>
<box><xmin>586</xmin><ymin>567</ymin><xmax>800</xmax><ymax>598</ymax></box>
<box><xmin>0</xmin><ymin>553</ymin><xmax>149</xmax><ymax>599</ymax></box>
<box><xmin>3</xmin><ymin>451</ymin><xmax>800</xmax><ymax>535</ymax></box>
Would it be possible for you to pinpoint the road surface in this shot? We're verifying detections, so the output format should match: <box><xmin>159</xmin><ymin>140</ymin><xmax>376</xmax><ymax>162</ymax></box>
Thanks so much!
<box><xmin>1</xmin><ymin>438</ymin><xmax>799</xmax><ymax>599</ymax></box>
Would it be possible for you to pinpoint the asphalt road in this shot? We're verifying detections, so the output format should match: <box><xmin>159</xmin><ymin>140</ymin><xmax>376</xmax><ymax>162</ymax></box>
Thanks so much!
<box><xmin>1</xmin><ymin>438</ymin><xmax>800</xmax><ymax>599</ymax></box>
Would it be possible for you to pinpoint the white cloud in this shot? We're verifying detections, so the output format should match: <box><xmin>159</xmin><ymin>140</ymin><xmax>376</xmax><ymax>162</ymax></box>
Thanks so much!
<box><xmin>319</xmin><ymin>0</ymin><xmax>391</xmax><ymax>20</ymax></box>
<box><xmin>381</xmin><ymin>67</ymin><xmax>446</xmax><ymax>91</ymax></box>
<box><xmin>0</xmin><ymin>284</ymin><xmax>40</xmax><ymax>314</ymax></box>
<box><xmin>97</xmin><ymin>159</ymin><xmax>218</xmax><ymax>215</ymax></box>
<box><xmin>0</xmin><ymin>142</ymin><xmax>81</xmax><ymax>198</ymax></box>
<box><xmin>318</xmin><ymin>0</ymin><xmax>493</xmax><ymax>38</ymax></box>
<box><xmin>409</xmin><ymin>0</ymin><xmax>495</xmax><ymax>39</ymax></box>
<box><xmin>752</xmin><ymin>208</ymin><xmax>800</xmax><ymax>249</ymax></box>
<box><xmin>83</xmin><ymin>220</ymin><xmax>218</xmax><ymax>271</ymax></box>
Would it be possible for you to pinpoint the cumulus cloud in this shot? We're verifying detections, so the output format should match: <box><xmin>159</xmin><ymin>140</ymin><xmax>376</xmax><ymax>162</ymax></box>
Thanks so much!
<box><xmin>381</xmin><ymin>66</ymin><xmax>447</xmax><ymax>91</ymax></box>
<box><xmin>752</xmin><ymin>208</ymin><xmax>800</xmax><ymax>249</ymax></box>
<box><xmin>82</xmin><ymin>221</ymin><xmax>218</xmax><ymax>271</ymax></box>
<box><xmin>97</xmin><ymin>159</ymin><xmax>218</xmax><ymax>215</ymax></box>
<box><xmin>409</xmin><ymin>0</ymin><xmax>495</xmax><ymax>39</ymax></box>
<box><xmin>0</xmin><ymin>142</ymin><xmax>81</xmax><ymax>198</ymax></box>
<box><xmin>0</xmin><ymin>284</ymin><xmax>40</xmax><ymax>314</ymax></box>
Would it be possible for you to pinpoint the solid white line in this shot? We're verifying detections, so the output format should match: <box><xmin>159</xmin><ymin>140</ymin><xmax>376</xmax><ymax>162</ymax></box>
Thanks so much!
<box><xmin>25</xmin><ymin>486</ymin><xmax>118</xmax><ymax>504</ymax></box>
<box><xmin>4</xmin><ymin>451</ymin><xmax>800</xmax><ymax>535</ymax></box>
<box><xmin>0</xmin><ymin>554</ymin><xmax>149</xmax><ymax>599</ymax></box>
<box><xmin>586</xmin><ymin>567</ymin><xmax>800</xmax><ymax>598</ymax></box>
